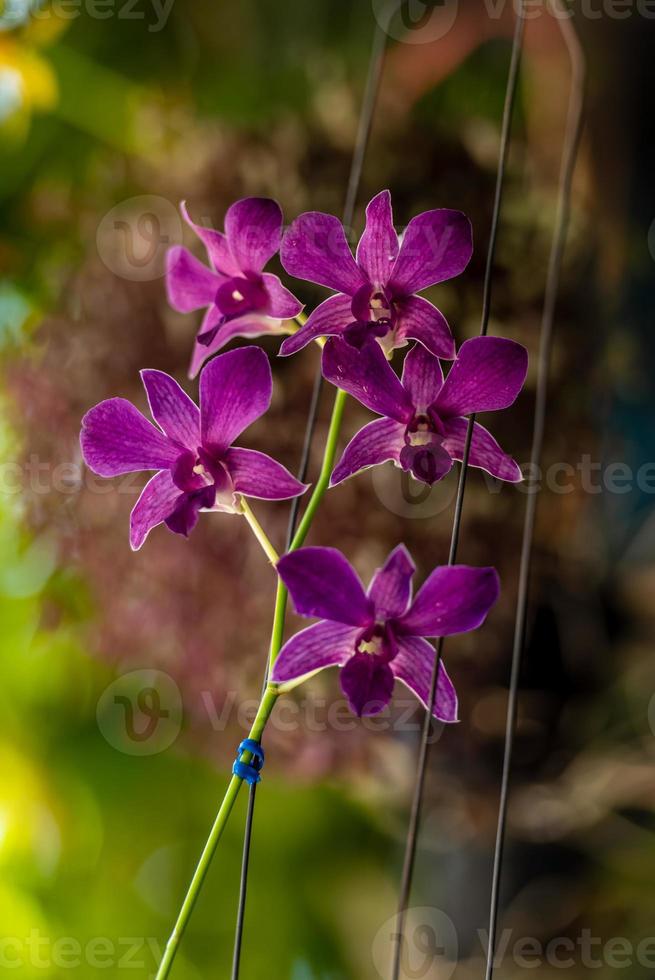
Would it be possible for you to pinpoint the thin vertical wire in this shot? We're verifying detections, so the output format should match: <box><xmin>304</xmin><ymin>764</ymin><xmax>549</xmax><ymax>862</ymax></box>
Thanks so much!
<box><xmin>390</xmin><ymin>7</ymin><xmax>526</xmax><ymax>979</ymax></box>
<box><xmin>484</xmin><ymin>9</ymin><xmax>585</xmax><ymax>980</ymax></box>
<box><xmin>229</xmin><ymin>16</ymin><xmax>391</xmax><ymax>980</ymax></box>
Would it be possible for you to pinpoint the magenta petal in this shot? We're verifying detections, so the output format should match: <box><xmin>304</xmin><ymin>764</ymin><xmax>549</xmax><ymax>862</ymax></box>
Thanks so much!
<box><xmin>435</xmin><ymin>336</ymin><xmax>528</xmax><ymax>417</ymax></box>
<box><xmin>340</xmin><ymin>653</ymin><xmax>395</xmax><ymax>717</ymax></box>
<box><xmin>356</xmin><ymin>190</ymin><xmax>399</xmax><ymax>286</ymax></box>
<box><xmin>389</xmin><ymin>208</ymin><xmax>472</xmax><ymax>294</ymax></box>
<box><xmin>141</xmin><ymin>370</ymin><xmax>200</xmax><ymax>450</ymax></box>
<box><xmin>395</xmin><ymin>295</ymin><xmax>455</xmax><ymax>359</ymax></box>
<box><xmin>398</xmin><ymin>565</ymin><xmax>499</xmax><ymax>638</ymax></box>
<box><xmin>262</xmin><ymin>273</ymin><xmax>303</xmax><ymax>318</ymax></box>
<box><xmin>181</xmin><ymin>201</ymin><xmax>240</xmax><ymax>277</ymax></box>
<box><xmin>200</xmin><ymin>346</ymin><xmax>272</xmax><ymax>452</ymax></box>
<box><xmin>392</xmin><ymin>636</ymin><xmax>458</xmax><ymax>722</ymax></box>
<box><xmin>330</xmin><ymin>417</ymin><xmax>406</xmax><ymax>486</ymax></box>
<box><xmin>277</xmin><ymin>547</ymin><xmax>374</xmax><ymax>627</ymax></box>
<box><xmin>189</xmin><ymin>312</ymin><xmax>285</xmax><ymax>378</ymax></box>
<box><xmin>224</xmin><ymin>197</ymin><xmax>283</xmax><ymax>275</ymax></box>
<box><xmin>281</xmin><ymin>211</ymin><xmax>366</xmax><ymax>295</ymax></box>
<box><xmin>225</xmin><ymin>447</ymin><xmax>307</xmax><ymax>500</ymax></box>
<box><xmin>399</xmin><ymin>442</ymin><xmax>454</xmax><ymax>485</ymax></box>
<box><xmin>322</xmin><ymin>338</ymin><xmax>414</xmax><ymax>423</ymax></box>
<box><xmin>129</xmin><ymin>470</ymin><xmax>183</xmax><ymax>550</ymax></box>
<box><xmin>81</xmin><ymin>398</ymin><xmax>180</xmax><ymax>476</ymax></box>
<box><xmin>165</xmin><ymin>246</ymin><xmax>221</xmax><ymax>313</ymax></box>
<box><xmin>401</xmin><ymin>344</ymin><xmax>444</xmax><ymax>410</ymax></box>
<box><xmin>279</xmin><ymin>293</ymin><xmax>352</xmax><ymax>356</ymax></box>
<box><xmin>271</xmin><ymin>621</ymin><xmax>359</xmax><ymax>683</ymax></box>
<box><xmin>442</xmin><ymin>417</ymin><xmax>522</xmax><ymax>482</ymax></box>
<box><xmin>369</xmin><ymin>544</ymin><xmax>415</xmax><ymax>619</ymax></box>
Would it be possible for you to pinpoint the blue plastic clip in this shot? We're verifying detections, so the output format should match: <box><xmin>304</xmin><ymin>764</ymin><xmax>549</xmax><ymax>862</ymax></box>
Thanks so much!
<box><xmin>232</xmin><ymin>738</ymin><xmax>265</xmax><ymax>785</ymax></box>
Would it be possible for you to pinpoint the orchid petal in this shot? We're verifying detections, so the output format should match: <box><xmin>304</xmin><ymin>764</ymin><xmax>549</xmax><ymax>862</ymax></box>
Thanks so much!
<box><xmin>322</xmin><ymin>338</ymin><xmax>413</xmax><ymax>423</ymax></box>
<box><xmin>442</xmin><ymin>417</ymin><xmax>522</xmax><ymax>482</ymax></box>
<box><xmin>356</xmin><ymin>190</ymin><xmax>399</xmax><ymax>286</ymax></box>
<box><xmin>224</xmin><ymin>197</ymin><xmax>283</xmax><ymax>275</ymax></box>
<box><xmin>225</xmin><ymin>448</ymin><xmax>307</xmax><ymax>500</ymax></box>
<box><xmin>277</xmin><ymin>547</ymin><xmax>374</xmax><ymax>627</ymax></box>
<box><xmin>181</xmin><ymin>201</ymin><xmax>240</xmax><ymax>277</ymax></box>
<box><xmin>340</xmin><ymin>653</ymin><xmax>395</xmax><ymax>717</ymax></box>
<box><xmin>434</xmin><ymin>337</ymin><xmax>528</xmax><ymax>417</ymax></box>
<box><xmin>81</xmin><ymin>398</ymin><xmax>180</xmax><ymax>476</ymax></box>
<box><xmin>330</xmin><ymin>417</ymin><xmax>406</xmax><ymax>486</ymax></box>
<box><xmin>401</xmin><ymin>344</ymin><xmax>444</xmax><ymax>410</ymax></box>
<box><xmin>369</xmin><ymin>544</ymin><xmax>415</xmax><ymax>619</ymax></box>
<box><xmin>271</xmin><ymin>621</ymin><xmax>359</xmax><ymax>683</ymax></box>
<box><xmin>279</xmin><ymin>293</ymin><xmax>352</xmax><ymax>356</ymax></box>
<box><xmin>262</xmin><ymin>273</ymin><xmax>304</xmax><ymax>318</ymax></box>
<box><xmin>165</xmin><ymin>246</ymin><xmax>221</xmax><ymax>312</ymax></box>
<box><xmin>189</xmin><ymin>312</ymin><xmax>285</xmax><ymax>378</ymax></box>
<box><xmin>389</xmin><ymin>208</ymin><xmax>472</xmax><ymax>294</ymax></box>
<box><xmin>129</xmin><ymin>470</ymin><xmax>184</xmax><ymax>550</ymax></box>
<box><xmin>398</xmin><ymin>565</ymin><xmax>499</xmax><ymax>638</ymax></box>
<box><xmin>200</xmin><ymin>346</ymin><xmax>272</xmax><ymax>452</ymax></box>
<box><xmin>395</xmin><ymin>295</ymin><xmax>455</xmax><ymax>359</ymax></box>
<box><xmin>140</xmin><ymin>370</ymin><xmax>200</xmax><ymax>450</ymax></box>
<box><xmin>281</xmin><ymin>211</ymin><xmax>366</xmax><ymax>295</ymax></box>
<box><xmin>392</xmin><ymin>636</ymin><xmax>458</xmax><ymax>722</ymax></box>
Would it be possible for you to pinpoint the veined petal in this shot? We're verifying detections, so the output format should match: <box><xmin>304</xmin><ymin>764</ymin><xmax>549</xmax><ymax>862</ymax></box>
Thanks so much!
<box><xmin>398</xmin><ymin>565</ymin><xmax>499</xmax><ymax>638</ymax></box>
<box><xmin>389</xmin><ymin>208</ymin><xmax>472</xmax><ymax>294</ymax></box>
<box><xmin>356</xmin><ymin>190</ymin><xmax>399</xmax><ymax>286</ymax></box>
<box><xmin>262</xmin><ymin>273</ymin><xmax>304</xmax><ymax>318</ymax></box>
<box><xmin>399</xmin><ymin>442</ymin><xmax>454</xmax><ymax>485</ymax></box>
<box><xmin>401</xmin><ymin>343</ymin><xmax>444</xmax><ymax>411</ymax></box>
<box><xmin>281</xmin><ymin>211</ymin><xmax>366</xmax><ymax>295</ymax></box>
<box><xmin>200</xmin><ymin>346</ymin><xmax>272</xmax><ymax>453</ymax></box>
<box><xmin>181</xmin><ymin>201</ymin><xmax>240</xmax><ymax>277</ymax></box>
<box><xmin>130</xmin><ymin>470</ymin><xmax>184</xmax><ymax>550</ymax></box>
<box><xmin>81</xmin><ymin>398</ymin><xmax>180</xmax><ymax>476</ymax></box>
<box><xmin>435</xmin><ymin>336</ymin><xmax>528</xmax><ymax>417</ymax></box>
<box><xmin>279</xmin><ymin>293</ymin><xmax>352</xmax><ymax>357</ymax></box>
<box><xmin>271</xmin><ymin>621</ymin><xmax>359</xmax><ymax>683</ymax></box>
<box><xmin>322</xmin><ymin>337</ymin><xmax>413</xmax><ymax>422</ymax></box>
<box><xmin>340</xmin><ymin>653</ymin><xmax>395</xmax><ymax>717</ymax></box>
<box><xmin>141</xmin><ymin>370</ymin><xmax>200</xmax><ymax>450</ymax></box>
<box><xmin>369</xmin><ymin>544</ymin><xmax>415</xmax><ymax>619</ymax></box>
<box><xmin>225</xmin><ymin>448</ymin><xmax>307</xmax><ymax>500</ymax></box>
<box><xmin>189</xmin><ymin>312</ymin><xmax>286</xmax><ymax>379</ymax></box>
<box><xmin>277</xmin><ymin>547</ymin><xmax>374</xmax><ymax>627</ymax></box>
<box><xmin>395</xmin><ymin>295</ymin><xmax>455</xmax><ymax>359</ymax></box>
<box><xmin>442</xmin><ymin>417</ymin><xmax>522</xmax><ymax>482</ymax></box>
<box><xmin>225</xmin><ymin>197</ymin><xmax>283</xmax><ymax>275</ymax></box>
<box><xmin>165</xmin><ymin>246</ymin><xmax>221</xmax><ymax>313</ymax></box>
<box><xmin>330</xmin><ymin>417</ymin><xmax>406</xmax><ymax>486</ymax></box>
<box><xmin>392</xmin><ymin>636</ymin><xmax>458</xmax><ymax>722</ymax></box>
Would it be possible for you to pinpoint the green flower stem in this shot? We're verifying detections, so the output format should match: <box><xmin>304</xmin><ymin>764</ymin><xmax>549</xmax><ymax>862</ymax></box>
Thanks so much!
<box><xmin>154</xmin><ymin>385</ymin><xmax>348</xmax><ymax>980</ymax></box>
<box><xmin>239</xmin><ymin>498</ymin><xmax>280</xmax><ymax>564</ymax></box>
<box><xmin>155</xmin><ymin>685</ymin><xmax>278</xmax><ymax>980</ymax></box>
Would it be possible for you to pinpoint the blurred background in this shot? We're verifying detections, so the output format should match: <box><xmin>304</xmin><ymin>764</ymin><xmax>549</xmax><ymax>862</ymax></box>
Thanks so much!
<box><xmin>1</xmin><ymin>0</ymin><xmax>655</xmax><ymax>977</ymax></box>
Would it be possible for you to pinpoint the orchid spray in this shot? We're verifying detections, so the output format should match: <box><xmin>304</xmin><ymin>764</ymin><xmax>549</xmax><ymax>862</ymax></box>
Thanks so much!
<box><xmin>80</xmin><ymin>193</ymin><xmax>527</xmax><ymax>977</ymax></box>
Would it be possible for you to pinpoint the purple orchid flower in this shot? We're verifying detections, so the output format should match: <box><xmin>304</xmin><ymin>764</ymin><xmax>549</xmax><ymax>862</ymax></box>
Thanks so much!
<box><xmin>323</xmin><ymin>336</ymin><xmax>528</xmax><ymax>486</ymax></box>
<box><xmin>80</xmin><ymin>347</ymin><xmax>307</xmax><ymax>550</ymax></box>
<box><xmin>166</xmin><ymin>198</ymin><xmax>303</xmax><ymax>378</ymax></box>
<box><xmin>278</xmin><ymin>190</ymin><xmax>472</xmax><ymax>359</ymax></box>
<box><xmin>271</xmin><ymin>545</ymin><xmax>499</xmax><ymax>719</ymax></box>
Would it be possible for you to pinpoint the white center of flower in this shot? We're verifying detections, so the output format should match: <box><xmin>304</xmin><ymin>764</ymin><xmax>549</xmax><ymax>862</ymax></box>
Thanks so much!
<box><xmin>408</xmin><ymin>423</ymin><xmax>432</xmax><ymax>447</ymax></box>
<box><xmin>193</xmin><ymin>463</ymin><xmax>209</xmax><ymax>478</ymax></box>
<box><xmin>358</xmin><ymin>636</ymin><xmax>383</xmax><ymax>656</ymax></box>
<box><xmin>232</xmin><ymin>289</ymin><xmax>244</xmax><ymax>302</ymax></box>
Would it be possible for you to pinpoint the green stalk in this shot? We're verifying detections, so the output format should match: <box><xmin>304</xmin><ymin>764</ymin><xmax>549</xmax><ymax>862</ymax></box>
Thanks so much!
<box><xmin>154</xmin><ymin>386</ymin><xmax>347</xmax><ymax>979</ymax></box>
